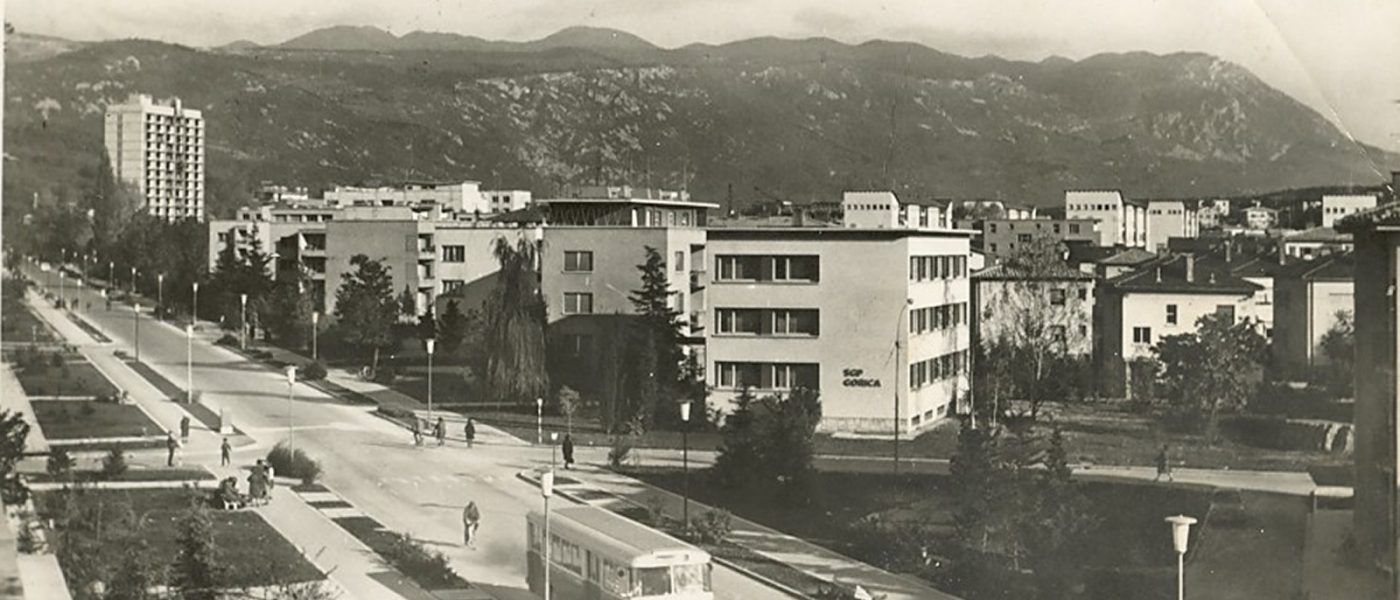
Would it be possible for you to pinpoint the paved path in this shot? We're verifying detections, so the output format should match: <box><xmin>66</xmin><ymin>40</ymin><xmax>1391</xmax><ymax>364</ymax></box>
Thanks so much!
<box><xmin>0</xmin><ymin>363</ymin><xmax>49</xmax><ymax>455</ymax></box>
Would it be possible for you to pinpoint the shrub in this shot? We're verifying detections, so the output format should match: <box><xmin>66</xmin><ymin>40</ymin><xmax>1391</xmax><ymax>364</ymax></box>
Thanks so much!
<box><xmin>371</xmin><ymin>365</ymin><xmax>399</xmax><ymax>385</ymax></box>
<box><xmin>381</xmin><ymin>532</ymin><xmax>461</xmax><ymax>589</ymax></box>
<box><xmin>688</xmin><ymin>509</ymin><xmax>733</xmax><ymax>545</ymax></box>
<box><xmin>48</xmin><ymin>353</ymin><xmax>64</xmax><ymax>369</ymax></box>
<box><xmin>607</xmin><ymin>434</ymin><xmax>633</xmax><ymax>468</ymax></box>
<box><xmin>267</xmin><ymin>442</ymin><xmax>323</xmax><ymax>485</ymax></box>
<box><xmin>46</xmin><ymin>449</ymin><xmax>75</xmax><ymax>478</ymax></box>
<box><xmin>301</xmin><ymin>362</ymin><xmax>327</xmax><ymax>382</ymax></box>
<box><xmin>101</xmin><ymin>448</ymin><xmax>128</xmax><ymax>479</ymax></box>
<box><xmin>376</xmin><ymin>405</ymin><xmax>415</xmax><ymax>421</ymax></box>
<box><xmin>215</xmin><ymin>334</ymin><xmax>239</xmax><ymax>347</ymax></box>
<box><xmin>642</xmin><ymin>495</ymin><xmax>669</xmax><ymax>529</ymax></box>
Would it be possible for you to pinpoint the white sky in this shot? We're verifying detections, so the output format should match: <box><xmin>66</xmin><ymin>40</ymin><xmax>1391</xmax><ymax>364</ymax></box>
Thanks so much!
<box><xmin>11</xmin><ymin>0</ymin><xmax>1400</xmax><ymax>151</ymax></box>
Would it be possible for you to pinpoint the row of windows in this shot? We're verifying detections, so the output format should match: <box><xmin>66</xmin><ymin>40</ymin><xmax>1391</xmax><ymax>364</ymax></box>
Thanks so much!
<box><xmin>1162</xmin><ymin>304</ymin><xmax>1235</xmax><ymax>326</ymax></box>
<box><xmin>442</xmin><ymin>245</ymin><xmax>466</xmax><ymax>263</ymax></box>
<box><xmin>988</xmin><ymin>222</ymin><xmax>1082</xmax><ymax>235</ymax></box>
<box><xmin>715</xmin><ymin>362</ymin><xmax>819</xmax><ymax>390</ymax></box>
<box><xmin>1323</xmin><ymin>206</ymin><xmax>1365</xmax><ymax>214</ymax></box>
<box><xmin>561</xmin><ymin>250</ymin><xmax>687</xmax><ymax>273</ymax></box>
<box><xmin>563</xmin><ymin>292</ymin><xmax>593</xmax><ymax>315</ymax></box>
<box><xmin>909</xmin><ymin>255</ymin><xmax>967</xmax><ymax>281</ymax></box>
<box><xmin>848</xmin><ymin>204</ymin><xmax>893</xmax><ymax>211</ymax></box>
<box><xmin>1068</xmin><ymin>204</ymin><xmax>1118</xmax><ymax>211</ymax></box>
<box><xmin>715</xmin><ymin>255</ymin><xmax>819</xmax><ymax>283</ymax></box>
<box><xmin>715</xmin><ymin>308</ymin><xmax>819</xmax><ymax>336</ymax></box>
<box><xmin>910</xmin><ymin>350</ymin><xmax>969</xmax><ymax>389</ymax></box>
<box><xmin>910</xmin><ymin>302</ymin><xmax>967</xmax><ymax>333</ymax></box>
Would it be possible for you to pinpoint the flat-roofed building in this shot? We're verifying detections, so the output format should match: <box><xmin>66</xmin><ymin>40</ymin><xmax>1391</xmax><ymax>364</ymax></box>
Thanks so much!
<box><xmin>956</xmin><ymin>218</ymin><xmax>1098</xmax><ymax>257</ymax></box>
<box><xmin>1065</xmin><ymin>190</ymin><xmax>1147</xmax><ymax>247</ymax></box>
<box><xmin>705</xmin><ymin>227</ymin><xmax>974</xmax><ymax>434</ymax></box>
<box><xmin>103</xmin><ymin>94</ymin><xmax>206</xmax><ymax>221</ymax></box>
<box><xmin>1146</xmin><ymin>199</ymin><xmax>1201</xmax><ymax>252</ymax></box>
<box><xmin>1322</xmin><ymin>194</ymin><xmax>1379</xmax><ymax>229</ymax></box>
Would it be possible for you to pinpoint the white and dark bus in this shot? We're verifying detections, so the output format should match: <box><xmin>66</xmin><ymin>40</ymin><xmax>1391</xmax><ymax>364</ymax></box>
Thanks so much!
<box><xmin>526</xmin><ymin>505</ymin><xmax>714</xmax><ymax>600</ymax></box>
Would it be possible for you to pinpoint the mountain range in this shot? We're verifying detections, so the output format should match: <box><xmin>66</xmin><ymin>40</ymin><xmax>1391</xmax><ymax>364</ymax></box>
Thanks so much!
<box><xmin>5</xmin><ymin>26</ymin><xmax>1397</xmax><ymax>218</ymax></box>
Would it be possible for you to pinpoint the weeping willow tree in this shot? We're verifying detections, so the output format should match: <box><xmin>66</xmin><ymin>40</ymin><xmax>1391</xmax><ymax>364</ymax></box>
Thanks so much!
<box><xmin>483</xmin><ymin>236</ymin><xmax>549</xmax><ymax>406</ymax></box>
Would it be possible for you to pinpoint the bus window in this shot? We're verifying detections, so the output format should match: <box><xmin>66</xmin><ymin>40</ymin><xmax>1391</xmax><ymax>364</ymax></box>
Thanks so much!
<box><xmin>672</xmin><ymin>563</ymin><xmax>709</xmax><ymax>592</ymax></box>
<box><xmin>637</xmin><ymin>567</ymin><xmax>671</xmax><ymax>595</ymax></box>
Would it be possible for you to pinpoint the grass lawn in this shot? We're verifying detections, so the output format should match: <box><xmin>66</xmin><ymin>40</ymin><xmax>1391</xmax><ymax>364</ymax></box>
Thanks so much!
<box><xmin>27</xmin><ymin>467</ymin><xmax>215</xmax><ymax>484</ymax></box>
<box><xmin>35</xmin><ymin>488</ymin><xmax>322</xmax><ymax>590</ymax></box>
<box><xmin>333</xmin><ymin>515</ymin><xmax>472</xmax><ymax>591</ymax></box>
<box><xmin>14</xmin><ymin>358</ymin><xmax>119</xmax><ymax>398</ymax></box>
<box><xmin>66</xmin><ymin>313</ymin><xmax>111</xmax><ymax>343</ymax></box>
<box><xmin>627</xmin><ymin>467</ymin><xmax>1232</xmax><ymax>599</ymax></box>
<box><xmin>1186</xmin><ymin>492</ymin><xmax>1307</xmax><ymax>600</ymax></box>
<box><xmin>31</xmin><ymin>400</ymin><xmax>163</xmax><ymax>440</ymax></box>
<box><xmin>0</xmin><ymin>302</ymin><xmax>54</xmax><ymax>343</ymax></box>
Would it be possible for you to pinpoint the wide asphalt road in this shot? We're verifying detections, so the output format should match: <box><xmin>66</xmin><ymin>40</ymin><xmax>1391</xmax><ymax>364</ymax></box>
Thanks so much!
<box><xmin>45</xmin><ymin>272</ymin><xmax>794</xmax><ymax>600</ymax></box>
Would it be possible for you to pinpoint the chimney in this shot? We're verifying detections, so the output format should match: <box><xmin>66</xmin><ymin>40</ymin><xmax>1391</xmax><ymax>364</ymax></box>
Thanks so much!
<box><xmin>793</xmin><ymin>208</ymin><xmax>807</xmax><ymax>228</ymax></box>
<box><xmin>1155</xmin><ymin>267</ymin><xmax>1162</xmax><ymax>283</ymax></box>
<box><xmin>1185</xmin><ymin>253</ymin><xmax>1196</xmax><ymax>283</ymax></box>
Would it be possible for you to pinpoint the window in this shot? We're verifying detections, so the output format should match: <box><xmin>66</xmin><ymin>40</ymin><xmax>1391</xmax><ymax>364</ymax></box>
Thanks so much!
<box><xmin>563</xmin><ymin>251</ymin><xmax>593</xmax><ymax>272</ymax></box>
<box><xmin>1166</xmin><ymin>304</ymin><xmax>1178</xmax><ymax>325</ymax></box>
<box><xmin>563</xmin><ymin>292</ymin><xmax>593</xmax><ymax>314</ymax></box>
<box><xmin>675</xmin><ymin>251</ymin><xmax>685</xmax><ymax>272</ymax></box>
<box><xmin>441</xmin><ymin>245</ymin><xmax>465</xmax><ymax>263</ymax></box>
<box><xmin>716</xmin><ymin>362</ymin><xmax>818</xmax><ymax>390</ymax></box>
<box><xmin>1050</xmin><ymin>325</ymin><xmax>1066</xmax><ymax>341</ymax></box>
<box><xmin>989</xmin><ymin>243</ymin><xmax>998</xmax><ymax>253</ymax></box>
<box><xmin>1017</xmin><ymin>233</ymin><xmax>1032</xmax><ymax>243</ymax></box>
<box><xmin>990</xmin><ymin>223</ymin><xmax>998</xmax><ymax>233</ymax></box>
<box><xmin>1215</xmin><ymin>304</ymin><xmax>1235</xmax><ymax>323</ymax></box>
<box><xmin>716</xmin><ymin>309</ymin><xmax>762</xmax><ymax>334</ymax></box>
<box><xmin>1133</xmin><ymin>326</ymin><xmax>1152</xmax><ymax>344</ymax></box>
<box><xmin>442</xmin><ymin>279</ymin><xmax>464</xmax><ymax>294</ymax></box>
<box><xmin>716</xmin><ymin>255</ymin><xmax>818</xmax><ymax>282</ymax></box>
<box><xmin>1049</xmin><ymin>289</ymin><xmax>1067</xmax><ymax>306</ymax></box>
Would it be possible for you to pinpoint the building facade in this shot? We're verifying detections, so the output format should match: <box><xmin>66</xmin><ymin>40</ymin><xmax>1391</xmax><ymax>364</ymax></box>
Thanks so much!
<box><xmin>1064</xmin><ymin>190</ymin><xmax>1146</xmax><ymax>247</ymax></box>
<box><xmin>1280</xmin><ymin>226</ymin><xmax>1354</xmax><ymax>260</ymax></box>
<box><xmin>1322</xmin><ymin>194</ymin><xmax>1379</xmax><ymax>229</ymax></box>
<box><xmin>971</xmin><ymin>263</ymin><xmax>1095</xmax><ymax>356</ymax></box>
<box><xmin>841</xmin><ymin>191</ymin><xmax>950</xmax><ymax>230</ymax></box>
<box><xmin>103</xmin><ymin>94</ymin><xmax>206</xmax><ymax>221</ymax></box>
<box><xmin>1096</xmin><ymin>254</ymin><xmax>1262</xmax><ymax>395</ymax></box>
<box><xmin>956</xmin><ymin>218</ymin><xmax>1098</xmax><ymax>257</ymax></box>
<box><xmin>324</xmin><ymin>180</ymin><xmax>531</xmax><ymax>215</ymax></box>
<box><xmin>1246</xmin><ymin>206</ymin><xmax>1278</xmax><ymax>230</ymax></box>
<box><xmin>1271</xmin><ymin>253</ymin><xmax>1354</xmax><ymax>371</ymax></box>
<box><xmin>1145</xmin><ymin>199</ymin><xmax>1200</xmax><ymax>253</ymax></box>
<box><xmin>705</xmin><ymin>228</ymin><xmax>973</xmax><ymax>434</ymax></box>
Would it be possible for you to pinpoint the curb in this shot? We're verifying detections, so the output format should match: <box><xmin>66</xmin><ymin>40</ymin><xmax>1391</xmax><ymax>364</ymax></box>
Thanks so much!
<box><xmin>513</xmin><ymin>470</ymin><xmax>811</xmax><ymax>600</ymax></box>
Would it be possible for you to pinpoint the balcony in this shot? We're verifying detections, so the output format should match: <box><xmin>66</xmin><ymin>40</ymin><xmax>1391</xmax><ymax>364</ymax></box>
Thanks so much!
<box><xmin>690</xmin><ymin>269</ymin><xmax>707</xmax><ymax>291</ymax></box>
<box><xmin>688</xmin><ymin>311</ymin><xmax>705</xmax><ymax>332</ymax></box>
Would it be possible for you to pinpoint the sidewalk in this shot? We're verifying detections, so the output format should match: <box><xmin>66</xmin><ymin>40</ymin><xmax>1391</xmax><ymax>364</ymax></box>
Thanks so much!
<box><xmin>544</xmin><ymin>465</ymin><xmax>959</xmax><ymax>600</ymax></box>
<box><xmin>0</xmin><ymin>365</ymin><xmax>50</xmax><ymax>455</ymax></box>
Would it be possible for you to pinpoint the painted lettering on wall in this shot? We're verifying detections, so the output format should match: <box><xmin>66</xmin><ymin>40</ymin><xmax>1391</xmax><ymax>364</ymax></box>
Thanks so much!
<box><xmin>842</xmin><ymin>368</ymin><xmax>881</xmax><ymax>388</ymax></box>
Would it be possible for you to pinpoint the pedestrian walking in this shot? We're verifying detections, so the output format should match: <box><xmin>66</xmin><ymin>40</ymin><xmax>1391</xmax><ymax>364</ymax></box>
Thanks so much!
<box><xmin>166</xmin><ymin>432</ymin><xmax>179</xmax><ymax>467</ymax></box>
<box><xmin>263</xmin><ymin>459</ymin><xmax>276</xmax><ymax>491</ymax></box>
<box><xmin>180</xmin><ymin>415</ymin><xmax>191</xmax><ymax>442</ymax></box>
<box><xmin>1155</xmin><ymin>444</ymin><xmax>1173</xmax><ymax>482</ymax></box>
<box><xmin>412</xmin><ymin>418</ymin><xmax>424</xmax><ymax>446</ymax></box>
<box><xmin>562</xmin><ymin>434</ymin><xmax>575</xmax><ymax>470</ymax></box>
<box><xmin>464</xmin><ymin>418</ymin><xmax>476</xmax><ymax>449</ymax></box>
<box><xmin>463</xmin><ymin>500</ymin><xmax>481</xmax><ymax>547</ymax></box>
<box><xmin>248</xmin><ymin>468</ymin><xmax>267</xmax><ymax>506</ymax></box>
<box><xmin>435</xmin><ymin>417</ymin><xmax>446</xmax><ymax>447</ymax></box>
<box><xmin>220</xmin><ymin>437</ymin><xmax>231</xmax><ymax>466</ymax></box>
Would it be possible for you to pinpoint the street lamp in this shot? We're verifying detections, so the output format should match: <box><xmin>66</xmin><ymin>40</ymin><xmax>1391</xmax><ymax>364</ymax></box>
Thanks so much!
<box><xmin>133</xmin><ymin>303</ymin><xmax>142</xmax><ymax>363</ymax></box>
<box><xmin>58</xmin><ymin>270</ymin><xmax>66</xmax><ymax>309</ymax></box>
<box><xmin>425</xmin><ymin>338</ymin><xmax>436</xmax><ymax>421</ymax></box>
<box><xmin>551</xmin><ymin>432</ymin><xmax>559</xmax><ymax>468</ymax></box>
<box><xmin>186</xmin><ymin>325</ymin><xmax>195</xmax><ymax>403</ymax></box>
<box><xmin>107</xmin><ymin>261</ymin><xmax>114</xmax><ymax>288</ymax></box>
<box><xmin>541</xmin><ymin>470</ymin><xmax>554</xmax><ymax>600</ymax></box>
<box><xmin>239</xmin><ymin>294</ymin><xmax>249</xmax><ymax>350</ymax></box>
<box><xmin>157</xmin><ymin>273</ymin><xmax>165</xmax><ymax>320</ymax></box>
<box><xmin>285</xmin><ymin>366</ymin><xmax>297</xmax><ymax>449</ymax></box>
<box><xmin>894</xmin><ymin>298</ymin><xmax>911</xmax><ymax>477</ymax></box>
<box><xmin>191</xmin><ymin>282</ymin><xmax>200</xmax><ymax>328</ymax></box>
<box><xmin>311</xmin><ymin>311</ymin><xmax>320</xmax><ymax>362</ymax></box>
<box><xmin>129</xmin><ymin>266</ymin><xmax>136</xmax><ymax>295</ymax></box>
<box><xmin>536</xmin><ymin>397</ymin><xmax>544</xmax><ymax>445</ymax></box>
<box><xmin>1165</xmin><ymin>515</ymin><xmax>1197</xmax><ymax>600</ymax></box>
<box><xmin>681</xmin><ymin>400</ymin><xmax>692</xmax><ymax>529</ymax></box>
<box><xmin>76</xmin><ymin>279</ymin><xmax>84</xmax><ymax>309</ymax></box>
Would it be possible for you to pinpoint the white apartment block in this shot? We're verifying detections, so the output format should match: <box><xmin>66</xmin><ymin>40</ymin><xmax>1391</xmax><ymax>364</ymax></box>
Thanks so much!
<box><xmin>1064</xmin><ymin>190</ymin><xmax>1146</xmax><ymax>247</ymax></box>
<box><xmin>705</xmin><ymin>228</ymin><xmax>973</xmax><ymax>434</ymax></box>
<box><xmin>324</xmin><ymin>180</ymin><xmax>531</xmax><ymax>215</ymax></box>
<box><xmin>1145</xmin><ymin>199</ymin><xmax>1200</xmax><ymax>252</ymax></box>
<box><xmin>1321</xmin><ymin>194</ymin><xmax>1378</xmax><ymax>229</ymax></box>
<box><xmin>104</xmin><ymin>94</ymin><xmax>206</xmax><ymax>221</ymax></box>
<box><xmin>841</xmin><ymin>191</ymin><xmax>950</xmax><ymax>230</ymax></box>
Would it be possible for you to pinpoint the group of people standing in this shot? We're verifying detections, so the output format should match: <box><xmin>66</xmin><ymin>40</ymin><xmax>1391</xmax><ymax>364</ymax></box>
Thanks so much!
<box><xmin>412</xmin><ymin>416</ymin><xmax>477</xmax><ymax>448</ymax></box>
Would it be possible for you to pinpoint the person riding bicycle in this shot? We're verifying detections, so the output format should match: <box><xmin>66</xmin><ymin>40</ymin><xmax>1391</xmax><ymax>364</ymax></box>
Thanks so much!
<box><xmin>463</xmin><ymin>501</ymin><xmax>481</xmax><ymax>547</ymax></box>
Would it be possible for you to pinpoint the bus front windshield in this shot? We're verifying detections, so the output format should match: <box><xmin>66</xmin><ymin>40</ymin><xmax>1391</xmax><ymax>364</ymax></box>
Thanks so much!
<box><xmin>672</xmin><ymin>563</ymin><xmax>710</xmax><ymax>592</ymax></box>
<box><xmin>637</xmin><ymin>567</ymin><xmax>671</xmax><ymax>596</ymax></box>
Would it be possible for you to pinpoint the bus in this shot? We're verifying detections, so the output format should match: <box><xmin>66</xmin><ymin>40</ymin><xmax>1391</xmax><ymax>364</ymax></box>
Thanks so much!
<box><xmin>527</xmin><ymin>505</ymin><xmax>713</xmax><ymax>600</ymax></box>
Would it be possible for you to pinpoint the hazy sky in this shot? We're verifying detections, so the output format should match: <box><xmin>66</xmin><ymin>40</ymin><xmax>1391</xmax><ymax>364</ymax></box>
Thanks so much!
<box><xmin>12</xmin><ymin>0</ymin><xmax>1400</xmax><ymax>152</ymax></box>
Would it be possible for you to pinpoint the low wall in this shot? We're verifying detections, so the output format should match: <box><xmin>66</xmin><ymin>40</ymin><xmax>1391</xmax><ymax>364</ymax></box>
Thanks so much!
<box><xmin>1223</xmin><ymin>415</ymin><xmax>1352</xmax><ymax>454</ymax></box>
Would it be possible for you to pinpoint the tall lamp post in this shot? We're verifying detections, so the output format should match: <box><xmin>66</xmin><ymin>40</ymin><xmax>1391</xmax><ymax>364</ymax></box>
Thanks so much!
<box><xmin>191</xmin><ymin>282</ymin><xmax>200</xmax><ymax>329</ymax></box>
<box><xmin>58</xmin><ymin>270</ymin><xmax>66</xmax><ymax>309</ymax></box>
<box><xmin>76</xmin><ymin>279</ymin><xmax>84</xmax><ymax>310</ymax></box>
<box><xmin>129</xmin><ymin>266</ymin><xmax>136</xmax><ymax>296</ymax></box>
<box><xmin>133</xmin><ymin>303</ymin><xmax>142</xmax><ymax>363</ymax></box>
<box><xmin>1166</xmin><ymin>515</ymin><xmax>1197</xmax><ymax>600</ymax></box>
<box><xmin>894</xmin><ymin>298</ymin><xmax>911</xmax><ymax>477</ymax></box>
<box><xmin>185</xmin><ymin>325</ymin><xmax>195</xmax><ymax>403</ymax></box>
<box><xmin>541</xmin><ymin>470</ymin><xmax>554</xmax><ymax>600</ymax></box>
<box><xmin>680</xmin><ymin>400</ymin><xmax>692</xmax><ymax>528</ymax></box>
<box><xmin>285</xmin><ymin>366</ymin><xmax>297</xmax><ymax>449</ymax></box>
<box><xmin>425</xmin><ymin>338</ymin><xmax>436</xmax><ymax>421</ymax></box>
<box><xmin>311</xmin><ymin>312</ymin><xmax>320</xmax><ymax>362</ymax></box>
<box><xmin>239</xmin><ymin>294</ymin><xmax>248</xmax><ymax>350</ymax></box>
<box><xmin>157</xmin><ymin>273</ymin><xmax>165</xmax><ymax>320</ymax></box>
<box><xmin>107</xmin><ymin>261</ymin><xmax>114</xmax><ymax>289</ymax></box>
<box><xmin>536</xmin><ymin>397</ymin><xmax>544</xmax><ymax>445</ymax></box>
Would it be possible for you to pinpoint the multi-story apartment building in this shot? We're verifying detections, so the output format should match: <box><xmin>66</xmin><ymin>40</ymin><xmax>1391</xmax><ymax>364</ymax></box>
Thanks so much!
<box><xmin>1197</xmin><ymin>199</ymin><xmax>1231</xmax><ymax>229</ymax></box>
<box><xmin>705</xmin><ymin>228</ymin><xmax>973</xmax><ymax>434</ymax></box>
<box><xmin>950</xmin><ymin>199</ymin><xmax>1038</xmax><ymax>221</ymax></box>
<box><xmin>1064</xmin><ymin>190</ymin><xmax>1146</xmax><ymax>247</ymax></box>
<box><xmin>1145</xmin><ymin>199</ymin><xmax>1201</xmax><ymax>252</ymax></box>
<box><xmin>1271</xmin><ymin>252</ymin><xmax>1354</xmax><ymax>371</ymax></box>
<box><xmin>1096</xmin><ymin>254</ymin><xmax>1263</xmax><ymax>395</ymax></box>
<box><xmin>324</xmin><ymin>180</ymin><xmax>531</xmax><ymax>215</ymax></box>
<box><xmin>1246</xmin><ymin>205</ymin><xmax>1278</xmax><ymax>230</ymax></box>
<box><xmin>841</xmin><ymin>192</ymin><xmax>950</xmax><ymax>230</ymax></box>
<box><xmin>103</xmin><ymin>94</ymin><xmax>206</xmax><ymax>221</ymax></box>
<box><xmin>955</xmin><ymin>218</ymin><xmax>1098</xmax><ymax>257</ymax></box>
<box><xmin>1321</xmin><ymin>194</ymin><xmax>1379</xmax><ymax>229</ymax></box>
<box><xmin>1280</xmin><ymin>226</ymin><xmax>1354</xmax><ymax>260</ymax></box>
